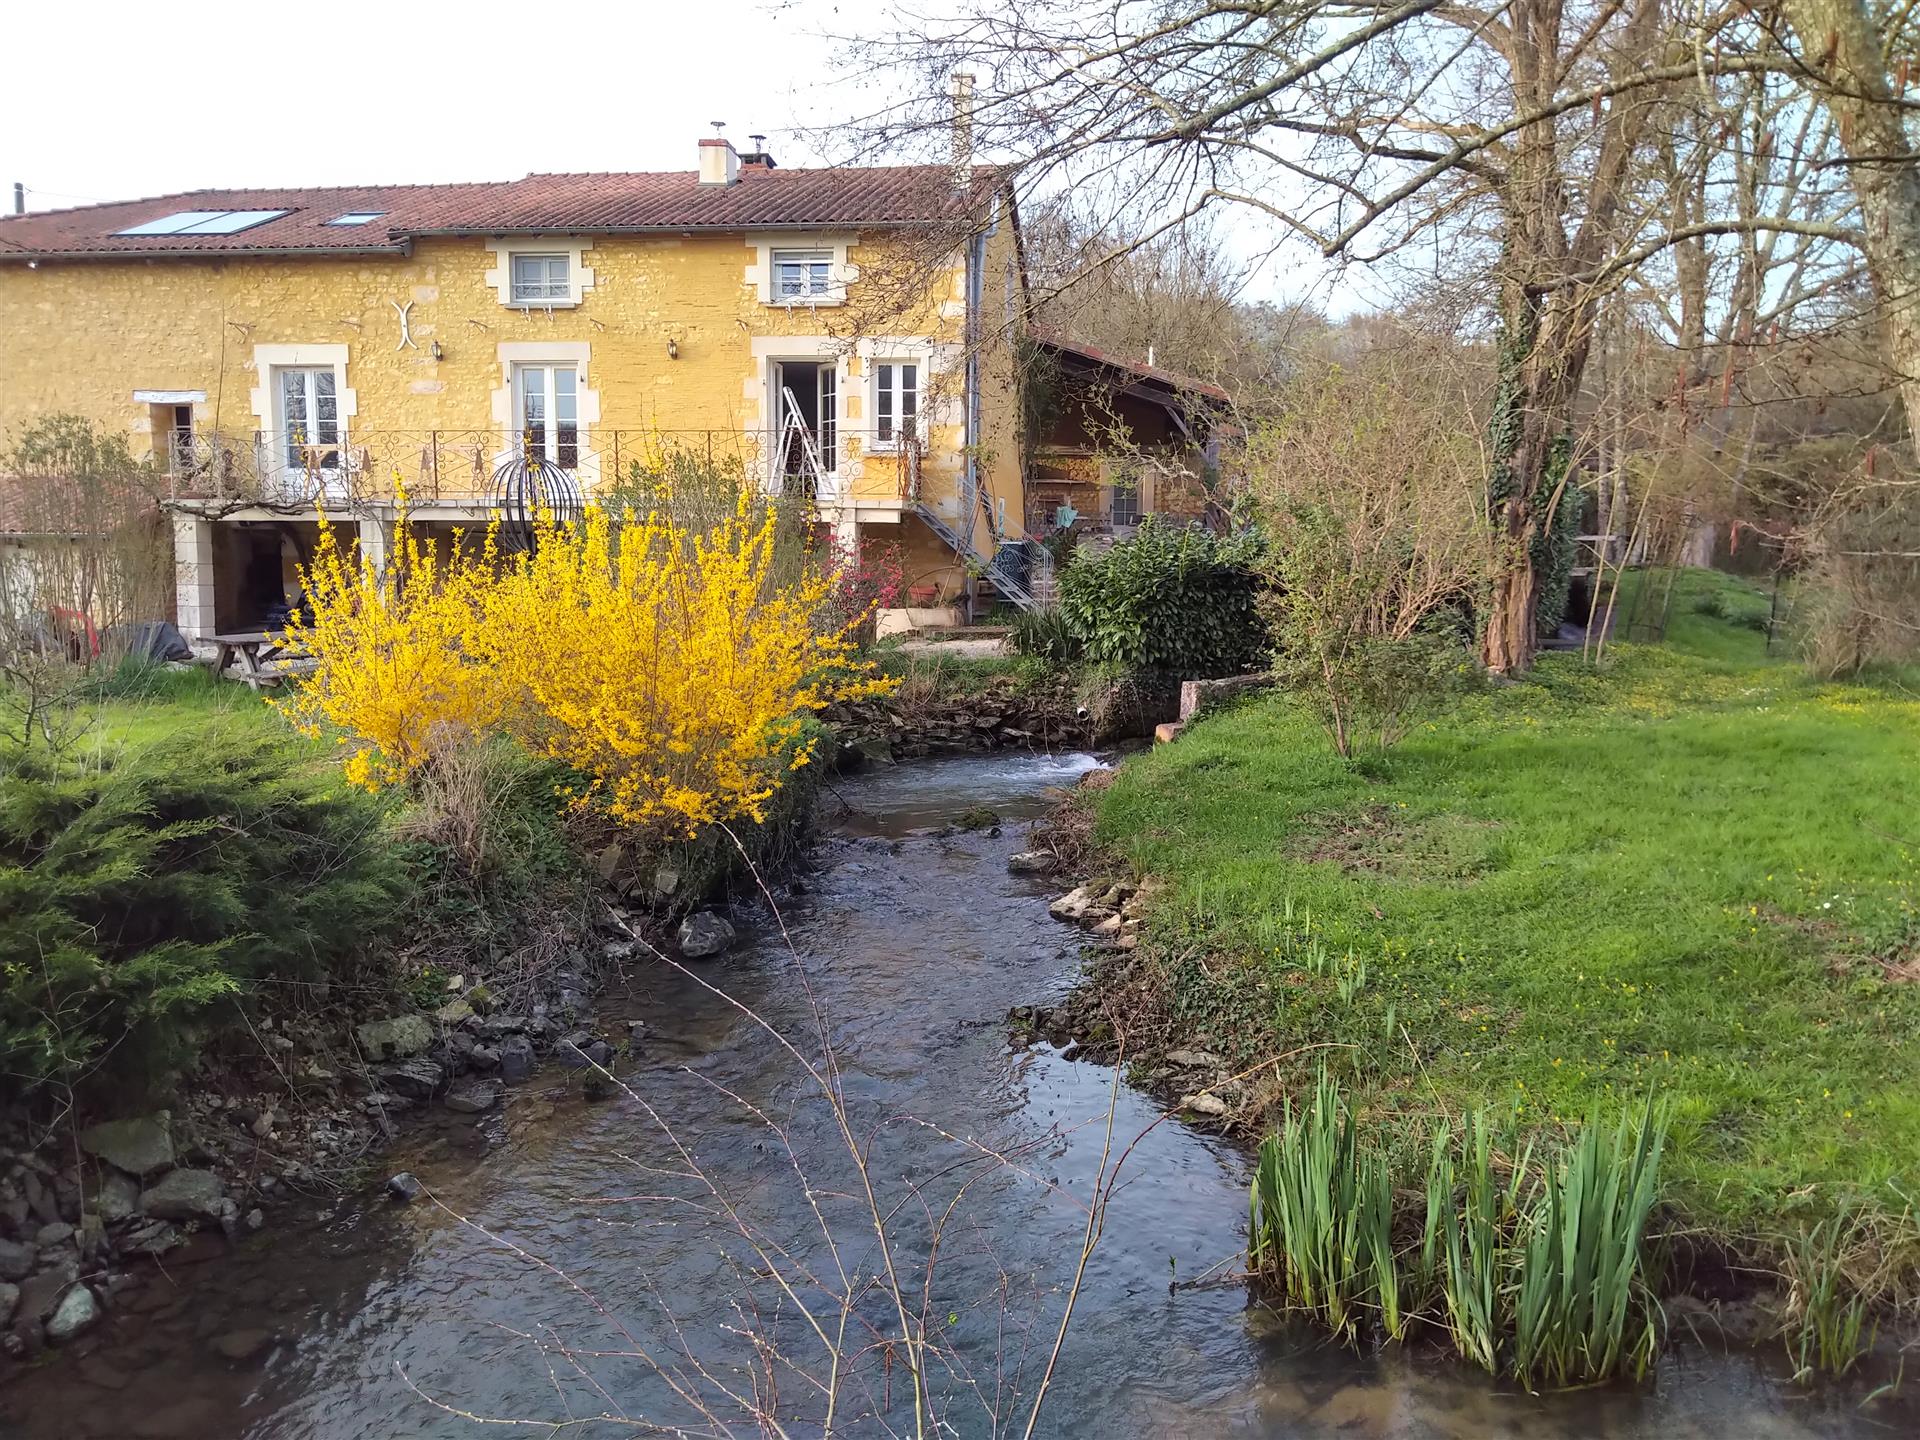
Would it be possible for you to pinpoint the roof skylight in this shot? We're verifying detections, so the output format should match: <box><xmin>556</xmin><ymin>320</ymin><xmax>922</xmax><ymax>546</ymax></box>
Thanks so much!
<box><xmin>113</xmin><ymin>209</ymin><xmax>290</xmax><ymax>237</ymax></box>
<box><xmin>325</xmin><ymin>211</ymin><xmax>387</xmax><ymax>226</ymax></box>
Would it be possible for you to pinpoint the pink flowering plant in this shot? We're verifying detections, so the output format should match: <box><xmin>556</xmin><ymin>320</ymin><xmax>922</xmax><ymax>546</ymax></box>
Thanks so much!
<box><xmin>823</xmin><ymin>536</ymin><xmax>908</xmax><ymax>646</ymax></box>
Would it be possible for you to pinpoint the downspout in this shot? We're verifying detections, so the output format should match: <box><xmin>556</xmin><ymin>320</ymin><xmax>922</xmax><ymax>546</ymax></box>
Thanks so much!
<box><xmin>965</xmin><ymin>221</ymin><xmax>989</xmax><ymax>556</ymax></box>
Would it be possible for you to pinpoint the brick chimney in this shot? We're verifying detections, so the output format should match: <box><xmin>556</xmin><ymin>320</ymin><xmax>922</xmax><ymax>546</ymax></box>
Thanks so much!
<box><xmin>739</xmin><ymin>134</ymin><xmax>777</xmax><ymax>171</ymax></box>
<box><xmin>698</xmin><ymin>123</ymin><xmax>739</xmax><ymax>186</ymax></box>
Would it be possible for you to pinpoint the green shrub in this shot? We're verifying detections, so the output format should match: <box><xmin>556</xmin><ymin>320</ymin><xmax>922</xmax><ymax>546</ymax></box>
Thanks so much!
<box><xmin>1056</xmin><ymin>518</ymin><xmax>1265</xmax><ymax>676</ymax></box>
<box><xmin>0</xmin><ymin>728</ymin><xmax>406</xmax><ymax>1097</ymax></box>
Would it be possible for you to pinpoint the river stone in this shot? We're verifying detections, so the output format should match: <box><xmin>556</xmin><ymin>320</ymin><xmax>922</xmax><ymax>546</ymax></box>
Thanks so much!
<box><xmin>35</xmin><ymin>1221</ymin><xmax>75</xmax><ymax>1248</ymax></box>
<box><xmin>21</xmin><ymin>1171</ymin><xmax>58</xmax><ymax>1226</ymax></box>
<box><xmin>95</xmin><ymin>1171</ymin><xmax>142</xmax><ymax>1224</ymax></box>
<box><xmin>677</xmin><ymin>911</ymin><xmax>736</xmax><ymax>959</ymax></box>
<box><xmin>355</xmin><ymin>1014</ymin><xmax>433</xmax><ymax>1062</ymax></box>
<box><xmin>497</xmin><ymin>1034</ymin><xmax>535</xmax><ymax>1083</ymax></box>
<box><xmin>119</xmin><ymin>1219</ymin><xmax>182</xmax><ymax>1256</ymax></box>
<box><xmin>443</xmin><ymin>1078</ymin><xmax>501</xmax><ymax>1114</ymax></box>
<box><xmin>46</xmin><ymin>1284</ymin><xmax>99</xmax><ymax>1344</ymax></box>
<box><xmin>138</xmin><ymin>1168</ymin><xmax>226</xmax><ymax>1222</ymax></box>
<box><xmin>435</xmin><ymin>998</ymin><xmax>474</xmax><ymax>1026</ymax></box>
<box><xmin>386</xmin><ymin>1172</ymin><xmax>424</xmax><ymax>1205</ymax></box>
<box><xmin>1006</xmin><ymin>851</ymin><xmax>1053</xmax><ymax>875</ymax></box>
<box><xmin>0</xmin><ymin>1238</ymin><xmax>33</xmax><ymax>1282</ymax></box>
<box><xmin>78</xmin><ymin>1114</ymin><xmax>174</xmax><ymax>1178</ymax></box>
<box><xmin>557</xmin><ymin>1033</ymin><xmax>612</xmax><ymax>1070</ymax></box>
<box><xmin>1181</xmin><ymin>1092</ymin><xmax>1230</xmax><ymax>1118</ymax></box>
<box><xmin>209</xmin><ymin>1327</ymin><xmax>276</xmax><ymax>1364</ymax></box>
<box><xmin>376</xmin><ymin>1057</ymin><xmax>444</xmax><ymax>1099</ymax></box>
<box><xmin>1048</xmin><ymin>885</ymin><xmax>1096</xmax><ymax>921</ymax></box>
<box><xmin>1165</xmin><ymin>1049</ymin><xmax>1226</xmax><ymax>1071</ymax></box>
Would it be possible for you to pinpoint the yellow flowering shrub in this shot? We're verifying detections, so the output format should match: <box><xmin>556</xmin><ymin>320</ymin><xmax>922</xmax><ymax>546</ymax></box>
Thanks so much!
<box><xmin>281</xmin><ymin>490</ymin><xmax>889</xmax><ymax>835</ymax></box>
<box><xmin>279</xmin><ymin>509</ymin><xmax>497</xmax><ymax>790</ymax></box>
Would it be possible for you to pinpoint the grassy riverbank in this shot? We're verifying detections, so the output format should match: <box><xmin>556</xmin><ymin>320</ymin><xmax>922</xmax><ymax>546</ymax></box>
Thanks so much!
<box><xmin>1093</xmin><ymin>571</ymin><xmax>1920</xmax><ymax>1286</ymax></box>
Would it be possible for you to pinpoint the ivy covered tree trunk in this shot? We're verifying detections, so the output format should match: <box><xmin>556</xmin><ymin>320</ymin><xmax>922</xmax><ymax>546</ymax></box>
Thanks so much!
<box><xmin>1483</xmin><ymin>298</ymin><xmax>1585</xmax><ymax>676</ymax></box>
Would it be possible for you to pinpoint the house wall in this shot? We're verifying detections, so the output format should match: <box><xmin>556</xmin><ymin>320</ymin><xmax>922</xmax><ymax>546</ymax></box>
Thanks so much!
<box><xmin>0</xmin><ymin>230</ymin><xmax>984</xmax><ymax>511</ymax></box>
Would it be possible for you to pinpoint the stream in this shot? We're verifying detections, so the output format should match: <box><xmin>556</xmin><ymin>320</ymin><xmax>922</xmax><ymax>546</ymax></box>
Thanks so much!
<box><xmin>1</xmin><ymin>752</ymin><xmax>1908</xmax><ymax>1437</ymax></box>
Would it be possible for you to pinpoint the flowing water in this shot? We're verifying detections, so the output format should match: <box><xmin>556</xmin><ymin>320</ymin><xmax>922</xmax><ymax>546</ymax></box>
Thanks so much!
<box><xmin>1</xmin><ymin>753</ymin><xmax>1907</xmax><ymax>1438</ymax></box>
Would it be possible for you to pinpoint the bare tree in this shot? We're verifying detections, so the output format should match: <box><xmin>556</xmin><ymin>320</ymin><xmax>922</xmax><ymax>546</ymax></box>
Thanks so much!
<box><xmin>1773</xmin><ymin>0</ymin><xmax>1920</xmax><ymax>440</ymax></box>
<box><xmin>842</xmin><ymin>0</ymin><xmax>1879</xmax><ymax>671</ymax></box>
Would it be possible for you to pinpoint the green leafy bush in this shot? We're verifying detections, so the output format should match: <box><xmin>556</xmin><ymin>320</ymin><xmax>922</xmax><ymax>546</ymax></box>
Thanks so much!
<box><xmin>1056</xmin><ymin>518</ymin><xmax>1265</xmax><ymax>676</ymax></box>
<box><xmin>1</xmin><ymin>729</ymin><xmax>406</xmax><ymax>1097</ymax></box>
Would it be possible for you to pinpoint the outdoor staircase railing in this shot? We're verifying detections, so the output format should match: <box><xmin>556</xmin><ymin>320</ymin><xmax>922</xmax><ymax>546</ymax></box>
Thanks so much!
<box><xmin>912</xmin><ymin>498</ymin><xmax>1052</xmax><ymax>613</ymax></box>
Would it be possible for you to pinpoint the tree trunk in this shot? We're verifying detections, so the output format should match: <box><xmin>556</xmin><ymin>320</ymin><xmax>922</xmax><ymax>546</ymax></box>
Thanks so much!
<box><xmin>1781</xmin><ymin>0</ymin><xmax>1920</xmax><ymax>440</ymax></box>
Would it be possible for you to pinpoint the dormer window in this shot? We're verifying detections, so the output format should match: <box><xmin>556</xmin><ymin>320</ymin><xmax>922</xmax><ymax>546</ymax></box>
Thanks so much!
<box><xmin>510</xmin><ymin>252</ymin><xmax>571</xmax><ymax>303</ymax></box>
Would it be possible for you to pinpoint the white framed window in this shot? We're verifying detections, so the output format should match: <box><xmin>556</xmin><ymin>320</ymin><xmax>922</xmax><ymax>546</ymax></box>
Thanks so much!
<box><xmin>514</xmin><ymin>363</ymin><xmax>580</xmax><ymax>469</ymax></box>
<box><xmin>485</xmin><ymin>238</ymin><xmax>596</xmax><ymax>309</ymax></box>
<box><xmin>771</xmin><ymin>249</ymin><xmax>834</xmax><ymax>300</ymax></box>
<box><xmin>1110</xmin><ymin>479</ymin><xmax>1141</xmax><ymax>528</ymax></box>
<box><xmin>873</xmin><ymin>361</ymin><xmax>919</xmax><ymax>446</ymax></box>
<box><xmin>510</xmin><ymin>252</ymin><xmax>571</xmax><ymax>304</ymax></box>
<box><xmin>749</xmin><ymin>233</ymin><xmax>855</xmax><ymax>306</ymax></box>
<box><xmin>278</xmin><ymin>367</ymin><xmax>342</xmax><ymax>470</ymax></box>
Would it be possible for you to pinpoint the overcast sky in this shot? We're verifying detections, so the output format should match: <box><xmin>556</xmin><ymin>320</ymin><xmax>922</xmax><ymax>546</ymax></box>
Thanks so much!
<box><xmin>4</xmin><ymin>0</ymin><xmax>1366</xmax><ymax>314</ymax></box>
<box><xmin>4</xmin><ymin>0</ymin><xmax>873</xmax><ymax>207</ymax></box>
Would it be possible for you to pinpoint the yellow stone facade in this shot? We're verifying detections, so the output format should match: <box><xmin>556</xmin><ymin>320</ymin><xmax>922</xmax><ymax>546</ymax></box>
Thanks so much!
<box><xmin>0</xmin><ymin>208</ymin><xmax>1032</xmax><ymax>632</ymax></box>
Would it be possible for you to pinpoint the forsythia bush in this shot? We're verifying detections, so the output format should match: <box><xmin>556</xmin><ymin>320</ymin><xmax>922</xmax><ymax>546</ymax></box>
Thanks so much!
<box><xmin>281</xmin><ymin>516</ymin><xmax>497</xmax><ymax>790</ymax></box>
<box><xmin>281</xmin><ymin>492</ymin><xmax>888</xmax><ymax>835</ymax></box>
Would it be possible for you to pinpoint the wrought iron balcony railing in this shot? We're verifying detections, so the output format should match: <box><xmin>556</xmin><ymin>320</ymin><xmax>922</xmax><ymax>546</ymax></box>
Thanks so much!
<box><xmin>160</xmin><ymin>427</ymin><xmax>930</xmax><ymax>511</ymax></box>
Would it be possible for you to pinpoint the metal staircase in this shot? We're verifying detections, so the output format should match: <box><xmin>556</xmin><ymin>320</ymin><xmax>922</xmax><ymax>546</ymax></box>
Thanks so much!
<box><xmin>912</xmin><ymin>498</ymin><xmax>1053</xmax><ymax>614</ymax></box>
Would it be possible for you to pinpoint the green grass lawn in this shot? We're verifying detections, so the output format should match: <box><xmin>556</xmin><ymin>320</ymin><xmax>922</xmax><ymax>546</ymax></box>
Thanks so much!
<box><xmin>81</xmin><ymin>661</ymin><xmax>292</xmax><ymax>745</ymax></box>
<box><xmin>1097</xmin><ymin>573</ymin><xmax>1920</xmax><ymax>1251</ymax></box>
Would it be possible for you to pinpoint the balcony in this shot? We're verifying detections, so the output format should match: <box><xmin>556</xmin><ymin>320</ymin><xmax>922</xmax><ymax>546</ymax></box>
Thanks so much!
<box><xmin>160</xmin><ymin>428</ymin><xmax>931</xmax><ymax>515</ymax></box>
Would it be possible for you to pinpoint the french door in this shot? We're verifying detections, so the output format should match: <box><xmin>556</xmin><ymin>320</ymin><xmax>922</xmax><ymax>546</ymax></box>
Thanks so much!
<box><xmin>816</xmin><ymin>366</ymin><xmax>837</xmax><ymax>475</ymax></box>
<box><xmin>277</xmin><ymin>367</ymin><xmax>340</xmax><ymax>471</ymax></box>
<box><xmin>514</xmin><ymin>363</ymin><xmax>580</xmax><ymax>469</ymax></box>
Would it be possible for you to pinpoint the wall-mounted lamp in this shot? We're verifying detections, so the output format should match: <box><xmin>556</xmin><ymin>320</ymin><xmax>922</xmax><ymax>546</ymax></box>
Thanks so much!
<box><xmin>430</xmin><ymin>339</ymin><xmax>444</xmax><ymax>361</ymax></box>
<box><xmin>666</xmin><ymin>337</ymin><xmax>680</xmax><ymax>360</ymax></box>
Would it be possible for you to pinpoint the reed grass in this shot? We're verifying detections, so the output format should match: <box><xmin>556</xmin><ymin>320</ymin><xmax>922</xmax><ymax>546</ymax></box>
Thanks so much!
<box><xmin>1249</xmin><ymin>1071</ymin><xmax>1407</xmax><ymax>1341</ymax></box>
<box><xmin>1250</xmin><ymin>1074</ymin><xmax>1672</xmax><ymax>1388</ymax></box>
<box><xmin>1784</xmin><ymin>1213</ymin><xmax>1874</xmax><ymax>1383</ymax></box>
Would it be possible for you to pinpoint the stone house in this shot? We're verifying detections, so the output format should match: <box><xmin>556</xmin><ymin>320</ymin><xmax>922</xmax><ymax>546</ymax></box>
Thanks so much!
<box><xmin>0</xmin><ymin>131</ymin><xmax>1043</xmax><ymax>638</ymax></box>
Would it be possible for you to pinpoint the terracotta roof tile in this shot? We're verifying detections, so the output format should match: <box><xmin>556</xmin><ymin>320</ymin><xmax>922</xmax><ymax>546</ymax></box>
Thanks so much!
<box><xmin>0</xmin><ymin>166</ymin><xmax>1002</xmax><ymax>260</ymax></box>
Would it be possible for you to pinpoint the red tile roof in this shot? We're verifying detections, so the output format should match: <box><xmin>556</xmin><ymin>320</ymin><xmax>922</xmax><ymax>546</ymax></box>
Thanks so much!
<box><xmin>0</xmin><ymin>166</ymin><xmax>1003</xmax><ymax>261</ymax></box>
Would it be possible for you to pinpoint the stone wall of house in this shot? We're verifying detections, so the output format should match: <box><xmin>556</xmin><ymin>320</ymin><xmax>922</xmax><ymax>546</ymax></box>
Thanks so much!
<box><xmin>0</xmin><ymin>231</ymin><xmax>992</xmax><ymax>511</ymax></box>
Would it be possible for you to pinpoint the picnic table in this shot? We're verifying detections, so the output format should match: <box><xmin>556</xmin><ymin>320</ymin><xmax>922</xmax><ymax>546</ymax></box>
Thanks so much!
<box><xmin>209</xmin><ymin>630</ymin><xmax>308</xmax><ymax>691</ymax></box>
